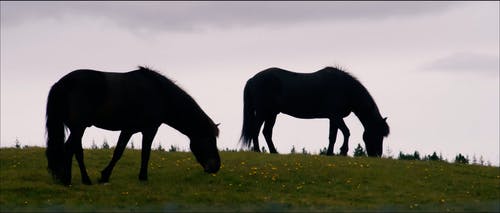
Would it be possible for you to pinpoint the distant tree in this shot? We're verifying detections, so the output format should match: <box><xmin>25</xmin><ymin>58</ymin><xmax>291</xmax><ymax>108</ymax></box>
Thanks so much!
<box><xmin>398</xmin><ymin>151</ymin><xmax>420</xmax><ymax>160</ymax></box>
<box><xmin>157</xmin><ymin>143</ymin><xmax>165</xmax><ymax>152</ymax></box>
<box><xmin>454</xmin><ymin>153</ymin><xmax>469</xmax><ymax>164</ymax></box>
<box><xmin>91</xmin><ymin>139</ymin><xmax>98</xmax><ymax>150</ymax></box>
<box><xmin>301</xmin><ymin>147</ymin><xmax>309</xmax><ymax>155</ymax></box>
<box><xmin>424</xmin><ymin>152</ymin><xmax>441</xmax><ymax>161</ymax></box>
<box><xmin>353</xmin><ymin>144</ymin><xmax>367</xmax><ymax>157</ymax></box>
<box><xmin>384</xmin><ymin>146</ymin><xmax>393</xmax><ymax>159</ymax></box>
<box><xmin>168</xmin><ymin>145</ymin><xmax>178</xmax><ymax>152</ymax></box>
<box><xmin>319</xmin><ymin>147</ymin><xmax>328</xmax><ymax>156</ymax></box>
<box><xmin>261</xmin><ymin>146</ymin><xmax>267</xmax><ymax>153</ymax></box>
<box><xmin>130</xmin><ymin>141</ymin><xmax>135</xmax><ymax>149</ymax></box>
<box><xmin>439</xmin><ymin>153</ymin><xmax>445</xmax><ymax>162</ymax></box>
<box><xmin>224</xmin><ymin>147</ymin><xmax>238</xmax><ymax>152</ymax></box>
<box><xmin>102</xmin><ymin>139</ymin><xmax>110</xmax><ymax>149</ymax></box>
<box><xmin>413</xmin><ymin>151</ymin><xmax>421</xmax><ymax>160</ymax></box>
<box><xmin>14</xmin><ymin>138</ymin><xmax>21</xmax><ymax>149</ymax></box>
<box><xmin>290</xmin><ymin>146</ymin><xmax>296</xmax><ymax>154</ymax></box>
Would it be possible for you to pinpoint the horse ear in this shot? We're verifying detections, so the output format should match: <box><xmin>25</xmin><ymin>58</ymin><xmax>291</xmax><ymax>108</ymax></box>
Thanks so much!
<box><xmin>383</xmin><ymin>117</ymin><xmax>388</xmax><ymax>121</ymax></box>
<box><xmin>216</xmin><ymin>123</ymin><xmax>221</xmax><ymax>127</ymax></box>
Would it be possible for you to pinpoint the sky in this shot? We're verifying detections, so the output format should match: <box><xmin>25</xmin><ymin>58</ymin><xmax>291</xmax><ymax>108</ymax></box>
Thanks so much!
<box><xmin>1</xmin><ymin>1</ymin><xmax>499</xmax><ymax>165</ymax></box>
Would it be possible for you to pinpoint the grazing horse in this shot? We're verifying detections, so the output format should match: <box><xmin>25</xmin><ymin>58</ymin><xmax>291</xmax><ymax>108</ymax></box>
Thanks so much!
<box><xmin>46</xmin><ymin>66</ymin><xmax>220</xmax><ymax>185</ymax></box>
<box><xmin>240</xmin><ymin>67</ymin><xmax>389</xmax><ymax>157</ymax></box>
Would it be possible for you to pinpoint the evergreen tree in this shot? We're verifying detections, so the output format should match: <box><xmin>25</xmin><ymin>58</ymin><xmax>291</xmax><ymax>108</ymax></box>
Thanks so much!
<box><xmin>353</xmin><ymin>143</ymin><xmax>367</xmax><ymax>157</ymax></box>
<box><xmin>425</xmin><ymin>152</ymin><xmax>440</xmax><ymax>161</ymax></box>
<box><xmin>91</xmin><ymin>139</ymin><xmax>98</xmax><ymax>150</ymax></box>
<box><xmin>413</xmin><ymin>151</ymin><xmax>421</xmax><ymax>160</ymax></box>
<box><xmin>454</xmin><ymin>153</ymin><xmax>469</xmax><ymax>164</ymax></box>
<box><xmin>14</xmin><ymin>138</ymin><xmax>21</xmax><ymax>149</ymax></box>
<box><xmin>261</xmin><ymin>146</ymin><xmax>267</xmax><ymax>153</ymax></box>
<box><xmin>168</xmin><ymin>145</ymin><xmax>178</xmax><ymax>152</ymax></box>
<box><xmin>319</xmin><ymin>147</ymin><xmax>328</xmax><ymax>155</ymax></box>
<box><xmin>102</xmin><ymin>139</ymin><xmax>110</xmax><ymax>149</ymax></box>
<box><xmin>157</xmin><ymin>143</ymin><xmax>165</xmax><ymax>152</ymax></box>
<box><xmin>301</xmin><ymin>147</ymin><xmax>308</xmax><ymax>155</ymax></box>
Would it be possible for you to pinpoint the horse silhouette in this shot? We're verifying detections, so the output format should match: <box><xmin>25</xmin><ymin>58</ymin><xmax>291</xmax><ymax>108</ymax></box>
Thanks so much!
<box><xmin>46</xmin><ymin>66</ymin><xmax>220</xmax><ymax>185</ymax></box>
<box><xmin>240</xmin><ymin>67</ymin><xmax>389</xmax><ymax>156</ymax></box>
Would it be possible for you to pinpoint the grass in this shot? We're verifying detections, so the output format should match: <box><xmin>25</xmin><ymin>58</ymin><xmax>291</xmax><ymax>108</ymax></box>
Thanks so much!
<box><xmin>1</xmin><ymin>147</ymin><xmax>499</xmax><ymax>212</ymax></box>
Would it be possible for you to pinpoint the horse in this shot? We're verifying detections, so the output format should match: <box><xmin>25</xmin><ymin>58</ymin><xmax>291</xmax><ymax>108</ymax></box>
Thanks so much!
<box><xmin>46</xmin><ymin>66</ymin><xmax>220</xmax><ymax>186</ymax></box>
<box><xmin>240</xmin><ymin>66</ymin><xmax>389</xmax><ymax>157</ymax></box>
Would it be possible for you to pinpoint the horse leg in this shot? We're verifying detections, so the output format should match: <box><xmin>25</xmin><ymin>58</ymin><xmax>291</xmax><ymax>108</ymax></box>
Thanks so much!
<box><xmin>61</xmin><ymin>127</ymin><xmax>84</xmax><ymax>185</ymax></box>
<box><xmin>99</xmin><ymin>130</ymin><xmax>133</xmax><ymax>183</ymax></box>
<box><xmin>139</xmin><ymin>127</ymin><xmax>158</xmax><ymax>181</ymax></box>
<box><xmin>262</xmin><ymin>114</ymin><xmax>278</xmax><ymax>154</ymax></box>
<box><xmin>337</xmin><ymin>119</ymin><xmax>351</xmax><ymax>156</ymax></box>
<box><xmin>72</xmin><ymin>128</ymin><xmax>92</xmax><ymax>185</ymax></box>
<box><xmin>327</xmin><ymin>119</ymin><xmax>339</xmax><ymax>156</ymax></box>
<box><xmin>252</xmin><ymin>118</ymin><xmax>264</xmax><ymax>152</ymax></box>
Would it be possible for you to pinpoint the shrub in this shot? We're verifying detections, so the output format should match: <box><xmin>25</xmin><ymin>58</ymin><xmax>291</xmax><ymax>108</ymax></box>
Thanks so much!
<box><xmin>130</xmin><ymin>141</ymin><xmax>135</xmax><ymax>149</ymax></box>
<box><xmin>157</xmin><ymin>143</ymin><xmax>165</xmax><ymax>152</ymax></box>
<box><xmin>91</xmin><ymin>140</ymin><xmax>98</xmax><ymax>150</ymax></box>
<box><xmin>454</xmin><ymin>153</ymin><xmax>469</xmax><ymax>164</ymax></box>
<box><xmin>102</xmin><ymin>139</ymin><xmax>110</xmax><ymax>149</ymax></box>
<box><xmin>301</xmin><ymin>147</ymin><xmax>309</xmax><ymax>155</ymax></box>
<box><xmin>319</xmin><ymin>147</ymin><xmax>328</xmax><ymax>155</ymax></box>
<box><xmin>168</xmin><ymin>145</ymin><xmax>178</xmax><ymax>152</ymax></box>
<box><xmin>423</xmin><ymin>152</ymin><xmax>441</xmax><ymax>161</ymax></box>
<box><xmin>14</xmin><ymin>138</ymin><xmax>21</xmax><ymax>149</ymax></box>
<box><xmin>398</xmin><ymin>151</ymin><xmax>421</xmax><ymax>160</ymax></box>
<box><xmin>353</xmin><ymin>144</ymin><xmax>367</xmax><ymax>157</ymax></box>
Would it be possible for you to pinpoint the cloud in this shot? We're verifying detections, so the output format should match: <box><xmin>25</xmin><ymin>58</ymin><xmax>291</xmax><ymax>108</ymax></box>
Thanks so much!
<box><xmin>423</xmin><ymin>52</ymin><xmax>499</xmax><ymax>75</ymax></box>
<box><xmin>1</xmin><ymin>2</ymin><xmax>461</xmax><ymax>32</ymax></box>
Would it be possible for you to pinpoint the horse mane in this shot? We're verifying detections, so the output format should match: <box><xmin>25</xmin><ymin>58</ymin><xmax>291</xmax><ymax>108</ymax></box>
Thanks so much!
<box><xmin>322</xmin><ymin>66</ymin><xmax>389</xmax><ymax>136</ymax></box>
<box><xmin>322</xmin><ymin>66</ymin><xmax>360</xmax><ymax>81</ymax></box>
<box><xmin>135</xmin><ymin>66</ymin><xmax>219</xmax><ymax>137</ymax></box>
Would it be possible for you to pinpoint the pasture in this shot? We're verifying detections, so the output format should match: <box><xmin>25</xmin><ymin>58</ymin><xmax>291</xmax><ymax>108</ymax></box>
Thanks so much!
<box><xmin>1</xmin><ymin>147</ymin><xmax>499</xmax><ymax>212</ymax></box>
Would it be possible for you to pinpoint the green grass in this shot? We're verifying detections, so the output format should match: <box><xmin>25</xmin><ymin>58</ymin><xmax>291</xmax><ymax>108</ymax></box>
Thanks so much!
<box><xmin>1</xmin><ymin>147</ymin><xmax>499</xmax><ymax>212</ymax></box>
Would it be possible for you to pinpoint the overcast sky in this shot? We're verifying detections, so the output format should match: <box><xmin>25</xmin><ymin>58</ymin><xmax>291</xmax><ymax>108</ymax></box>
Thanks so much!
<box><xmin>1</xmin><ymin>1</ymin><xmax>498</xmax><ymax>165</ymax></box>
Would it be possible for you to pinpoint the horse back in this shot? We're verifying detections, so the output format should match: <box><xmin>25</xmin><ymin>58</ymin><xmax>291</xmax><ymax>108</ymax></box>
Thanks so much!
<box><xmin>247</xmin><ymin>67</ymin><xmax>355</xmax><ymax>118</ymax></box>
<box><xmin>56</xmin><ymin>69</ymin><xmax>166</xmax><ymax>130</ymax></box>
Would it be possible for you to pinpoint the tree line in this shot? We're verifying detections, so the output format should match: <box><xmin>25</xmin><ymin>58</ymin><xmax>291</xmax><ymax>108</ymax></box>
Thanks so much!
<box><xmin>12</xmin><ymin>138</ymin><xmax>493</xmax><ymax>166</ymax></box>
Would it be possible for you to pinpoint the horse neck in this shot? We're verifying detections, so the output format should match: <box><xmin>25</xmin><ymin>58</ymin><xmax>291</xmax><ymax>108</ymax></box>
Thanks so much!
<box><xmin>354</xmin><ymin>106</ymin><xmax>382</xmax><ymax>131</ymax></box>
<box><xmin>351</xmin><ymin>88</ymin><xmax>383</xmax><ymax>131</ymax></box>
<box><xmin>163</xmin><ymin>91</ymin><xmax>216</xmax><ymax>140</ymax></box>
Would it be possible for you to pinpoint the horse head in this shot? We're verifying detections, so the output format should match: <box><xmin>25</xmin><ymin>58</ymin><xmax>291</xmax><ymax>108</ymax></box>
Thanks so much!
<box><xmin>190</xmin><ymin>135</ymin><xmax>220</xmax><ymax>173</ymax></box>
<box><xmin>190</xmin><ymin>122</ymin><xmax>221</xmax><ymax>173</ymax></box>
<box><xmin>363</xmin><ymin>117</ymin><xmax>390</xmax><ymax>157</ymax></box>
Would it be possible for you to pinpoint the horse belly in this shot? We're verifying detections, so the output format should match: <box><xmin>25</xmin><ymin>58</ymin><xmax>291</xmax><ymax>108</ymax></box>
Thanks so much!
<box><xmin>279</xmin><ymin>97</ymin><xmax>350</xmax><ymax>119</ymax></box>
<box><xmin>92</xmin><ymin>103</ymin><xmax>161</xmax><ymax>131</ymax></box>
<box><xmin>280</xmin><ymin>102</ymin><xmax>331</xmax><ymax>119</ymax></box>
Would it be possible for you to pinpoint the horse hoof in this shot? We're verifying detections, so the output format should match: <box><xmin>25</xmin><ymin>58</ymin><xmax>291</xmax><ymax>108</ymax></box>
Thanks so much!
<box><xmin>82</xmin><ymin>180</ymin><xmax>92</xmax><ymax>185</ymax></box>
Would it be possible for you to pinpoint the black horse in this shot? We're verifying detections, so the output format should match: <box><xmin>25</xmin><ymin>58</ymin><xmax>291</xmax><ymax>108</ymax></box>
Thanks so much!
<box><xmin>240</xmin><ymin>67</ymin><xmax>389</xmax><ymax>157</ymax></box>
<box><xmin>46</xmin><ymin>66</ymin><xmax>220</xmax><ymax>185</ymax></box>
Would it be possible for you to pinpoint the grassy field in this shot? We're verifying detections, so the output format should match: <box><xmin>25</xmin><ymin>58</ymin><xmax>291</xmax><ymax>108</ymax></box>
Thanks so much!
<box><xmin>0</xmin><ymin>147</ymin><xmax>499</xmax><ymax>212</ymax></box>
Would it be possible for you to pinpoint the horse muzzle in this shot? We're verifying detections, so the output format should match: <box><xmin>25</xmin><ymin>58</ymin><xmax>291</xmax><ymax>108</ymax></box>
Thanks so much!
<box><xmin>203</xmin><ymin>158</ymin><xmax>221</xmax><ymax>174</ymax></box>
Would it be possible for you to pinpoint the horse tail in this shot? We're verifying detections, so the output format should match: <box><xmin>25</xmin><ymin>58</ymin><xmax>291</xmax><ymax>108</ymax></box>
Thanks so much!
<box><xmin>45</xmin><ymin>81</ymin><xmax>66</xmax><ymax>180</ymax></box>
<box><xmin>240</xmin><ymin>80</ymin><xmax>256</xmax><ymax>148</ymax></box>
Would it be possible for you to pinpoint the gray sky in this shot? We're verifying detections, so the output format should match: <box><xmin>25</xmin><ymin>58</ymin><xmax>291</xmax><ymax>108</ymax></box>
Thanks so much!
<box><xmin>1</xmin><ymin>1</ymin><xmax>499</xmax><ymax>165</ymax></box>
